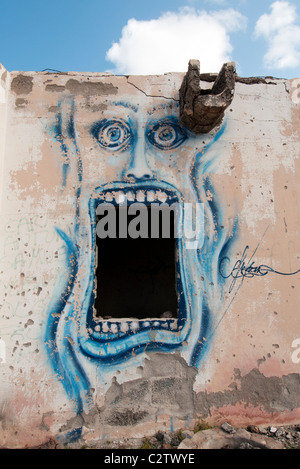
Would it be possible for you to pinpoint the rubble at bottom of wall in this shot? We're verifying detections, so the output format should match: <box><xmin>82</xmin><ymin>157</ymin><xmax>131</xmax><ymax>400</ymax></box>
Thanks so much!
<box><xmin>25</xmin><ymin>422</ymin><xmax>300</xmax><ymax>450</ymax></box>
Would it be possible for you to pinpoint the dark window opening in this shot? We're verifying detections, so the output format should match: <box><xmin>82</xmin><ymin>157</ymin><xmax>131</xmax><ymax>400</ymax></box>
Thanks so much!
<box><xmin>94</xmin><ymin>205</ymin><xmax>178</xmax><ymax>320</ymax></box>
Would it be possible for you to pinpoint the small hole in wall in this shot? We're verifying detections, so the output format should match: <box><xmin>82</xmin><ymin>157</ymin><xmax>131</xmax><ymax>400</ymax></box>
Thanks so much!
<box><xmin>94</xmin><ymin>206</ymin><xmax>178</xmax><ymax>320</ymax></box>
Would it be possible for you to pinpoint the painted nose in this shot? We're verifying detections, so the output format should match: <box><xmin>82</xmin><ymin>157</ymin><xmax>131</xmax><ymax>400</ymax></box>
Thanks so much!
<box><xmin>125</xmin><ymin>134</ymin><xmax>153</xmax><ymax>181</ymax></box>
<box><xmin>126</xmin><ymin>160</ymin><xmax>153</xmax><ymax>180</ymax></box>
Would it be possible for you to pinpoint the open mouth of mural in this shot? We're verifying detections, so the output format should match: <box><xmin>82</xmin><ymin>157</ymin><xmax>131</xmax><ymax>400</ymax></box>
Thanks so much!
<box><xmin>79</xmin><ymin>181</ymin><xmax>190</xmax><ymax>361</ymax></box>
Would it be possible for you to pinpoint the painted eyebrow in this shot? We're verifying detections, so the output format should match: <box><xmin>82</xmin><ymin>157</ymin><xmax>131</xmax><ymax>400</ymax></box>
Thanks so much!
<box><xmin>108</xmin><ymin>101</ymin><xmax>179</xmax><ymax>114</ymax></box>
<box><xmin>147</xmin><ymin>102</ymin><xmax>179</xmax><ymax>115</ymax></box>
<box><xmin>110</xmin><ymin>101</ymin><xmax>139</xmax><ymax>112</ymax></box>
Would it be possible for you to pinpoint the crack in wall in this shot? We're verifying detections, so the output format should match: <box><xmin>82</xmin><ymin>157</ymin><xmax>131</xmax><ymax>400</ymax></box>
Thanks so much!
<box><xmin>126</xmin><ymin>78</ymin><xmax>179</xmax><ymax>102</ymax></box>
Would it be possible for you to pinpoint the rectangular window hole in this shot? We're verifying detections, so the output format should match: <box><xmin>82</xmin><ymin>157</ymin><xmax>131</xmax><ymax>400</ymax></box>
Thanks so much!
<box><xmin>94</xmin><ymin>205</ymin><xmax>178</xmax><ymax>320</ymax></box>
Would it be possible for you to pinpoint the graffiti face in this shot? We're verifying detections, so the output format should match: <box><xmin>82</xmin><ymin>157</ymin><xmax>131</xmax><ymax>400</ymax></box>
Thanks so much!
<box><xmin>46</xmin><ymin>94</ymin><xmax>235</xmax><ymax>412</ymax></box>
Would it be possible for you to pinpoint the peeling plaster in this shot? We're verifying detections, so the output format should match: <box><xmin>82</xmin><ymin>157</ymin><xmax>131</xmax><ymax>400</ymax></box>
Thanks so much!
<box><xmin>11</xmin><ymin>75</ymin><xmax>33</xmax><ymax>95</ymax></box>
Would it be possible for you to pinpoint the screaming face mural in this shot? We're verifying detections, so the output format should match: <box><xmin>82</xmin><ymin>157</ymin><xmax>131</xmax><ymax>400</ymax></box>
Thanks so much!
<box><xmin>45</xmin><ymin>91</ymin><xmax>237</xmax><ymax>414</ymax></box>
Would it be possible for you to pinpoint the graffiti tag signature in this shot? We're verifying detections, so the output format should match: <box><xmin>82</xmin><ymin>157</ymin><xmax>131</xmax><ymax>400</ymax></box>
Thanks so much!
<box><xmin>219</xmin><ymin>245</ymin><xmax>300</xmax><ymax>293</ymax></box>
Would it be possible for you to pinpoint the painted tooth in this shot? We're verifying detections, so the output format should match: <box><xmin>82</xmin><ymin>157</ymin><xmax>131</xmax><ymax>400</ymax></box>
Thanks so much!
<box><xmin>147</xmin><ymin>191</ymin><xmax>155</xmax><ymax>202</ymax></box>
<box><xmin>111</xmin><ymin>323</ymin><xmax>118</xmax><ymax>333</ymax></box>
<box><xmin>94</xmin><ymin>324</ymin><xmax>101</xmax><ymax>332</ymax></box>
<box><xmin>130</xmin><ymin>321</ymin><xmax>139</xmax><ymax>331</ymax></box>
<box><xmin>170</xmin><ymin>320</ymin><xmax>178</xmax><ymax>330</ymax></box>
<box><xmin>157</xmin><ymin>191</ymin><xmax>167</xmax><ymax>203</ymax></box>
<box><xmin>143</xmin><ymin>321</ymin><xmax>150</xmax><ymax>328</ymax></box>
<box><xmin>120</xmin><ymin>322</ymin><xmax>129</xmax><ymax>333</ymax></box>
<box><xmin>115</xmin><ymin>191</ymin><xmax>125</xmax><ymax>204</ymax></box>
<box><xmin>127</xmin><ymin>191</ymin><xmax>135</xmax><ymax>202</ymax></box>
<box><xmin>136</xmin><ymin>190</ymin><xmax>145</xmax><ymax>202</ymax></box>
<box><xmin>153</xmin><ymin>321</ymin><xmax>160</xmax><ymax>327</ymax></box>
<box><xmin>102</xmin><ymin>322</ymin><xmax>109</xmax><ymax>333</ymax></box>
<box><xmin>105</xmin><ymin>193</ymin><xmax>113</xmax><ymax>202</ymax></box>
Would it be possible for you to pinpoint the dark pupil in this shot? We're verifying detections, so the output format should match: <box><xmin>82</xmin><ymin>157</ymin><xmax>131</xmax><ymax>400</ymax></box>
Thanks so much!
<box><xmin>108</xmin><ymin>127</ymin><xmax>121</xmax><ymax>142</ymax></box>
<box><xmin>159</xmin><ymin>127</ymin><xmax>174</xmax><ymax>142</ymax></box>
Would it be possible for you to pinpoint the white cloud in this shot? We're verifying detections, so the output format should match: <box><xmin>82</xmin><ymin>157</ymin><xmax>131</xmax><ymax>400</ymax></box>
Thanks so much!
<box><xmin>202</xmin><ymin>0</ymin><xmax>228</xmax><ymax>5</ymax></box>
<box><xmin>105</xmin><ymin>7</ymin><xmax>247</xmax><ymax>75</ymax></box>
<box><xmin>254</xmin><ymin>1</ymin><xmax>300</xmax><ymax>69</ymax></box>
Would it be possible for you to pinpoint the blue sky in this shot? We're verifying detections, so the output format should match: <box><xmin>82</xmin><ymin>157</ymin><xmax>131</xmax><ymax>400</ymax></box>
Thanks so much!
<box><xmin>0</xmin><ymin>0</ymin><xmax>300</xmax><ymax>78</ymax></box>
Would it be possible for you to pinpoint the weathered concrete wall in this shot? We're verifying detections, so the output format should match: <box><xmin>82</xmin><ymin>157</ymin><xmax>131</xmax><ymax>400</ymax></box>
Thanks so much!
<box><xmin>0</xmin><ymin>63</ymin><xmax>300</xmax><ymax>448</ymax></box>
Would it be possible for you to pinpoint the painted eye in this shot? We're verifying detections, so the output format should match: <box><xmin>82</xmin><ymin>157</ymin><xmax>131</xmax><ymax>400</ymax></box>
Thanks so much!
<box><xmin>147</xmin><ymin>120</ymin><xmax>187</xmax><ymax>150</ymax></box>
<box><xmin>92</xmin><ymin>119</ymin><xmax>132</xmax><ymax>151</ymax></box>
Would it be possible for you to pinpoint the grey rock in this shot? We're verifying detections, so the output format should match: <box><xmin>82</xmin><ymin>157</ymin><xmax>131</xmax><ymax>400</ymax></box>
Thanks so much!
<box><xmin>275</xmin><ymin>428</ymin><xmax>285</xmax><ymax>438</ymax></box>
<box><xmin>269</xmin><ymin>426</ymin><xmax>278</xmax><ymax>434</ymax></box>
<box><xmin>239</xmin><ymin>442</ymin><xmax>258</xmax><ymax>450</ymax></box>
<box><xmin>181</xmin><ymin>430</ymin><xmax>194</xmax><ymax>440</ymax></box>
<box><xmin>221</xmin><ymin>422</ymin><xmax>236</xmax><ymax>434</ymax></box>
<box><xmin>258</xmin><ymin>426</ymin><xmax>268</xmax><ymax>435</ymax></box>
<box><xmin>178</xmin><ymin>427</ymin><xmax>285</xmax><ymax>450</ymax></box>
